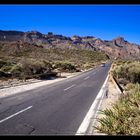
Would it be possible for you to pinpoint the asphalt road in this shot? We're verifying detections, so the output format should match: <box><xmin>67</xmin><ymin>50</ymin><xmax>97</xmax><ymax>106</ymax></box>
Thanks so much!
<box><xmin>0</xmin><ymin>62</ymin><xmax>111</xmax><ymax>135</ymax></box>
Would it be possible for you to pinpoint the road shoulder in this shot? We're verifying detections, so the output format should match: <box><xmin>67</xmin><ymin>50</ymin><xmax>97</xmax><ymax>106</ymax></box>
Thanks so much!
<box><xmin>90</xmin><ymin>77</ymin><xmax>121</xmax><ymax>135</ymax></box>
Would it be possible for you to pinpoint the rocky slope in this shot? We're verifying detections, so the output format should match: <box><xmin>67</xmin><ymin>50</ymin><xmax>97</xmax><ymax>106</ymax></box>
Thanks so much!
<box><xmin>0</xmin><ymin>30</ymin><xmax>140</xmax><ymax>59</ymax></box>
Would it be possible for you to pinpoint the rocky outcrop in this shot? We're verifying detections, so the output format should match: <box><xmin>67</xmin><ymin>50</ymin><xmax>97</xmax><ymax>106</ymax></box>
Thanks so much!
<box><xmin>0</xmin><ymin>30</ymin><xmax>140</xmax><ymax>59</ymax></box>
<box><xmin>0</xmin><ymin>30</ymin><xmax>24</xmax><ymax>41</ymax></box>
<box><xmin>112</xmin><ymin>36</ymin><xmax>126</xmax><ymax>47</ymax></box>
<box><xmin>102</xmin><ymin>37</ymin><xmax>140</xmax><ymax>59</ymax></box>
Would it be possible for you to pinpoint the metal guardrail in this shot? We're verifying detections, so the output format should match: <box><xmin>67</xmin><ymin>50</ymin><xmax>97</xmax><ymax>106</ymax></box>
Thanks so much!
<box><xmin>109</xmin><ymin>75</ymin><xmax>123</xmax><ymax>94</ymax></box>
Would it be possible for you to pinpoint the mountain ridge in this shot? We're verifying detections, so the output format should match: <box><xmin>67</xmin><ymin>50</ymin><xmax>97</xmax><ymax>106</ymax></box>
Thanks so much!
<box><xmin>0</xmin><ymin>30</ymin><xmax>140</xmax><ymax>59</ymax></box>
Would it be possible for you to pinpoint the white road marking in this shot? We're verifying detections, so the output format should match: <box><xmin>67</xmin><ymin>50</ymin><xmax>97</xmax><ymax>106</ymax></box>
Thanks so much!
<box><xmin>0</xmin><ymin>106</ymin><xmax>33</xmax><ymax>123</ymax></box>
<box><xmin>84</xmin><ymin>76</ymin><xmax>89</xmax><ymax>80</ymax></box>
<box><xmin>75</xmin><ymin>74</ymin><xmax>109</xmax><ymax>135</ymax></box>
<box><xmin>64</xmin><ymin>84</ymin><xmax>76</xmax><ymax>91</ymax></box>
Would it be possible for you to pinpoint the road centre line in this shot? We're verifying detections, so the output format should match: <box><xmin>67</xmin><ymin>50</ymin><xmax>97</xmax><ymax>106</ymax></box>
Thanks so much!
<box><xmin>64</xmin><ymin>84</ymin><xmax>76</xmax><ymax>91</ymax></box>
<box><xmin>84</xmin><ymin>76</ymin><xmax>89</xmax><ymax>80</ymax></box>
<box><xmin>0</xmin><ymin>106</ymin><xmax>33</xmax><ymax>123</ymax></box>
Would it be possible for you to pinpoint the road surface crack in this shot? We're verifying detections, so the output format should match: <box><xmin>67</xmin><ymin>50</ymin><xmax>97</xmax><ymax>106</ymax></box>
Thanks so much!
<box><xmin>24</xmin><ymin>123</ymin><xmax>36</xmax><ymax>134</ymax></box>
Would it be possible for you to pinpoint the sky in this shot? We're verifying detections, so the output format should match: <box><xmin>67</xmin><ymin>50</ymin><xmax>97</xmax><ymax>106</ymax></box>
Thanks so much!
<box><xmin>0</xmin><ymin>5</ymin><xmax>140</xmax><ymax>44</ymax></box>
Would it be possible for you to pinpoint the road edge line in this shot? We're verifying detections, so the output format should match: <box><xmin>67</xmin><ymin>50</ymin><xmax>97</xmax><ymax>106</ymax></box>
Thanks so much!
<box><xmin>75</xmin><ymin>74</ymin><xmax>109</xmax><ymax>135</ymax></box>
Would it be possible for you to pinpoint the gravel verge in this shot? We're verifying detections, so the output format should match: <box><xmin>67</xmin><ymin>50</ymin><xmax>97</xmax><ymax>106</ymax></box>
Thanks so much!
<box><xmin>0</xmin><ymin>72</ymin><xmax>81</xmax><ymax>99</ymax></box>
<box><xmin>89</xmin><ymin>77</ymin><xmax>121</xmax><ymax>135</ymax></box>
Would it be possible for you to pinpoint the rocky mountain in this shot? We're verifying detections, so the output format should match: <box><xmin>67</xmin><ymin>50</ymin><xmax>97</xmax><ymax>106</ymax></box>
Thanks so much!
<box><xmin>0</xmin><ymin>30</ymin><xmax>140</xmax><ymax>59</ymax></box>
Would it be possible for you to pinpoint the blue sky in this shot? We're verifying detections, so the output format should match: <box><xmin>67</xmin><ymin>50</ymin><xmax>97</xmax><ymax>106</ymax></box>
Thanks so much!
<box><xmin>0</xmin><ymin>5</ymin><xmax>140</xmax><ymax>44</ymax></box>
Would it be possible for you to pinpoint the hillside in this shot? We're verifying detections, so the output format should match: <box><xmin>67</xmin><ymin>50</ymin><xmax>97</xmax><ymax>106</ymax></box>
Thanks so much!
<box><xmin>0</xmin><ymin>41</ymin><xmax>108</xmax><ymax>80</ymax></box>
<box><xmin>1</xmin><ymin>29</ymin><xmax>140</xmax><ymax>80</ymax></box>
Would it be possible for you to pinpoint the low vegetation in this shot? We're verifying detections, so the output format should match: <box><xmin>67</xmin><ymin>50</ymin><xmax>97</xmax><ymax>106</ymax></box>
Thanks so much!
<box><xmin>111</xmin><ymin>60</ymin><xmax>140</xmax><ymax>84</ymax></box>
<box><xmin>95</xmin><ymin>60</ymin><xmax>140</xmax><ymax>135</ymax></box>
<box><xmin>0</xmin><ymin>41</ymin><xmax>108</xmax><ymax>80</ymax></box>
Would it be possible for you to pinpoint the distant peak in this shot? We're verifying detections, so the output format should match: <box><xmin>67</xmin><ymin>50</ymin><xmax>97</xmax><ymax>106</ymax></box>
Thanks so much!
<box><xmin>26</xmin><ymin>30</ymin><xmax>42</xmax><ymax>34</ymax></box>
<box><xmin>82</xmin><ymin>36</ymin><xmax>95</xmax><ymax>39</ymax></box>
<box><xmin>71</xmin><ymin>35</ymin><xmax>82</xmax><ymax>40</ymax></box>
<box><xmin>47</xmin><ymin>32</ymin><xmax>53</xmax><ymax>36</ymax></box>
<box><xmin>112</xmin><ymin>36</ymin><xmax>124</xmax><ymax>41</ymax></box>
